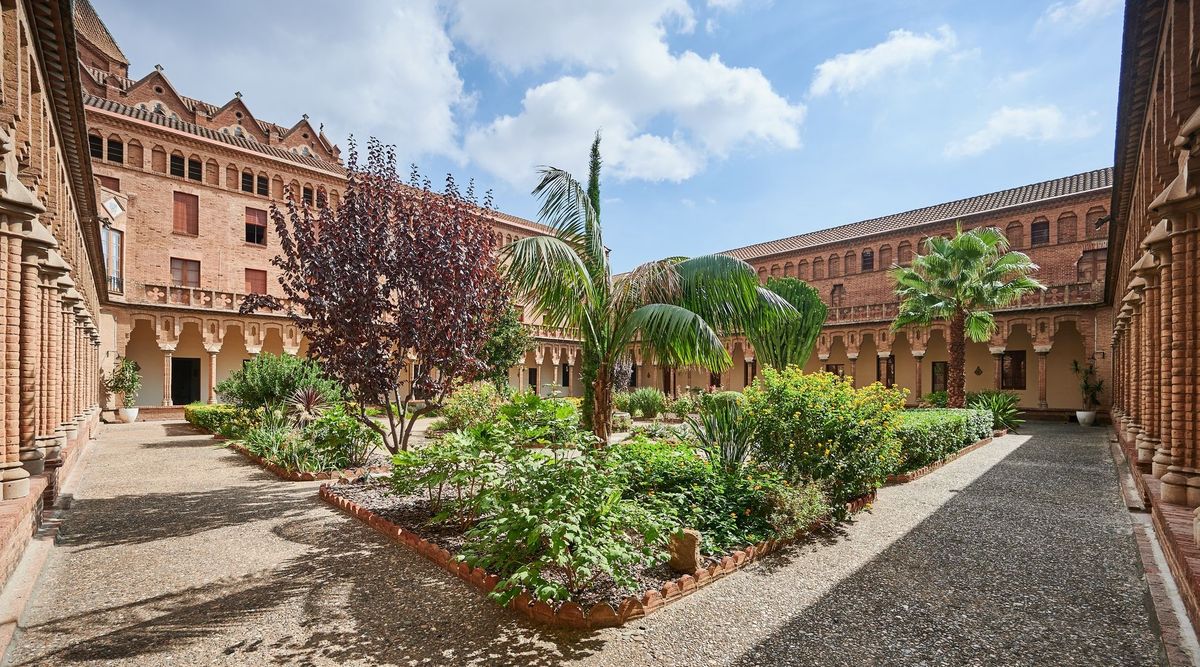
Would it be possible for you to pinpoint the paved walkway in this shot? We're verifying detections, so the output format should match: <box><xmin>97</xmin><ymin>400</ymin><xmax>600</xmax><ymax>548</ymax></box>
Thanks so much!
<box><xmin>5</xmin><ymin>421</ymin><xmax>1170</xmax><ymax>666</ymax></box>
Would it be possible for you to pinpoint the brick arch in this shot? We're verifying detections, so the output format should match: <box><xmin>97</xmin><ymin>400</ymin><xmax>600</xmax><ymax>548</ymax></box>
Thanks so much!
<box><xmin>877</xmin><ymin>244</ymin><xmax>892</xmax><ymax>269</ymax></box>
<box><xmin>1056</xmin><ymin>211</ymin><xmax>1078</xmax><ymax>243</ymax></box>
<box><xmin>225</xmin><ymin>164</ymin><xmax>239</xmax><ymax>190</ymax></box>
<box><xmin>1005</xmin><ymin>220</ymin><xmax>1024</xmax><ymax>248</ymax></box>
<box><xmin>812</xmin><ymin>257</ymin><xmax>825</xmax><ymax>280</ymax></box>
<box><xmin>272</xmin><ymin>175</ymin><xmax>284</xmax><ymax>199</ymax></box>
<box><xmin>897</xmin><ymin>241</ymin><xmax>912</xmax><ymax>265</ymax></box>
<box><xmin>828</xmin><ymin>253</ymin><xmax>841</xmax><ymax>278</ymax></box>
<box><xmin>126</xmin><ymin>139</ymin><xmax>144</xmax><ymax>168</ymax></box>
<box><xmin>844</xmin><ymin>250</ymin><xmax>856</xmax><ymax>275</ymax></box>
<box><xmin>204</xmin><ymin>158</ymin><xmax>219</xmax><ymax>186</ymax></box>
<box><xmin>151</xmin><ymin>145</ymin><xmax>167</xmax><ymax>173</ymax></box>
<box><xmin>783</xmin><ymin>261</ymin><xmax>794</xmax><ymax>277</ymax></box>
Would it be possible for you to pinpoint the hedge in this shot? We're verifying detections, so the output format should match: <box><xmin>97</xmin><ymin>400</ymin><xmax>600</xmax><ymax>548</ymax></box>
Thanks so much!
<box><xmin>895</xmin><ymin>408</ymin><xmax>992</xmax><ymax>473</ymax></box>
<box><xmin>184</xmin><ymin>403</ymin><xmax>243</xmax><ymax>437</ymax></box>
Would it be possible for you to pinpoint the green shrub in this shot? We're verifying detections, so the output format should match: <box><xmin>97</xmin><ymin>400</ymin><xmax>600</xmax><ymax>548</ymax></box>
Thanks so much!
<box><xmin>391</xmin><ymin>426</ymin><xmax>509</xmax><ymax>525</ymax></box>
<box><xmin>966</xmin><ymin>390</ymin><xmax>1023</xmax><ymax>431</ymax></box>
<box><xmin>628</xmin><ymin>419</ymin><xmax>691</xmax><ymax>444</ymax></box>
<box><xmin>499</xmin><ymin>391</ymin><xmax>583</xmax><ymax>447</ymax></box>
<box><xmin>103</xmin><ymin>357</ymin><xmax>142</xmax><ymax>408</ymax></box>
<box><xmin>667</xmin><ymin>393</ymin><xmax>700</xmax><ymax>418</ymax></box>
<box><xmin>700</xmin><ymin>390</ymin><xmax>743</xmax><ymax>414</ymax></box>
<box><xmin>460</xmin><ymin>446</ymin><xmax>671</xmax><ymax>605</ymax></box>
<box><xmin>613</xmin><ymin>391</ymin><xmax>634</xmax><ymax>415</ymax></box>
<box><xmin>611</xmin><ymin>412</ymin><xmax>632</xmax><ymax>432</ymax></box>
<box><xmin>215</xmin><ymin>353</ymin><xmax>343</xmax><ymax>411</ymax></box>
<box><xmin>685</xmin><ymin>393</ymin><xmax>755</xmax><ymax>475</ymax></box>
<box><xmin>612</xmin><ymin>437</ymin><xmax>828</xmax><ymax>553</ymax></box>
<box><xmin>184</xmin><ymin>403</ymin><xmax>240</xmax><ymax>434</ymax></box>
<box><xmin>303</xmin><ymin>403</ymin><xmax>381</xmax><ymax>469</ymax></box>
<box><xmin>895</xmin><ymin>408</ymin><xmax>993</xmax><ymax>472</ymax></box>
<box><xmin>438</xmin><ymin>382</ymin><xmax>503</xmax><ymax>433</ymax></box>
<box><xmin>744</xmin><ymin>368</ymin><xmax>907</xmax><ymax>506</ymax></box>
<box><xmin>627</xmin><ymin>387</ymin><xmax>667</xmax><ymax>419</ymax></box>
<box><xmin>921</xmin><ymin>390</ymin><xmax>948</xmax><ymax>407</ymax></box>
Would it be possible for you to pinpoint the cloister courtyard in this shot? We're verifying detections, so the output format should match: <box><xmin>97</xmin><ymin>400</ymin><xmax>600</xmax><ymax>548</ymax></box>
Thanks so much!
<box><xmin>6</xmin><ymin>420</ymin><xmax>1175</xmax><ymax>666</ymax></box>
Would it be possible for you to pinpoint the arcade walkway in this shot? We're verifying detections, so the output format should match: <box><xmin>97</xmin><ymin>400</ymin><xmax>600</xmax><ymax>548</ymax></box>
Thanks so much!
<box><xmin>3</xmin><ymin>421</ymin><xmax>1175</xmax><ymax>666</ymax></box>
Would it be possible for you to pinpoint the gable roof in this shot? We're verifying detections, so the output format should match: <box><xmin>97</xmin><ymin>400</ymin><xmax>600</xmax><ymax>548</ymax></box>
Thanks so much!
<box><xmin>73</xmin><ymin>0</ymin><xmax>128</xmax><ymax>66</ymax></box>
<box><xmin>721</xmin><ymin>168</ymin><xmax>1113</xmax><ymax>261</ymax></box>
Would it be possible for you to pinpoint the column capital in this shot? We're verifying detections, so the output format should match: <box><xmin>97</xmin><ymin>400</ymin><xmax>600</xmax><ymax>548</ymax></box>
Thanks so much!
<box><xmin>988</xmin><ymin>346</ymin><xmax>1006</xmax><ymax>356</ymax></box>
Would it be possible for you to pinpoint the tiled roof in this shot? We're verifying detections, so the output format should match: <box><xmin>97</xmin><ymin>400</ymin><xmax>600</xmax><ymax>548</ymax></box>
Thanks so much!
<box><xmin>73</xmin><ymin>0</ymin><xmax>128</xmax><ymax>66</ymax></box>
<box><xmin>722</xmin><ymin>168</ymin><xmax>1113</xmax><ymax>261</ymax></box>
<box><xmin>83</xmin><ymin>93</ymin><xmax>348</xmax><ymax>175</ymax></box>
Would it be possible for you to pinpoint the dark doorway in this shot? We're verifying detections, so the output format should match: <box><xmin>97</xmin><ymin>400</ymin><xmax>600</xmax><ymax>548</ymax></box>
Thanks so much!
<box><xmin>527</xmin><ymin>368</ymin><xmax>538</xmax><ymax>393</ymax></box>
<box><xmin>661</xmin><ymin>367</ymin><xmax>674</xmax><ymax>397</ymax></box>
<box><xmin>171</xmin><ymin>357</ymin><xmax>201</xmax><ymax>405</ymax></box>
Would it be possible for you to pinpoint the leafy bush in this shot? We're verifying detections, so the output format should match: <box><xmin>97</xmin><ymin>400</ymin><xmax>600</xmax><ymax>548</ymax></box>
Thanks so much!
<box><xmin>184</xmin><ymin>403</ymin><xmax>240</xmax><ymax>435</ymax></box>
<box><xmin>104</xmin><ymin>357</ymin><xmax>143</xmax><ymax>408</ymax></box>
<box><xmin>461</xmin><ymin>446</ymin><xmax>672</xmax><ymax>605</ymax></box>
<box><xmin>628</xmin><ymin>420</ymin><xmax>691</xmax><ymax>444</ymax></box>
<box><xmin>303</xmin><ymin>403</ymin><xmax>381</xmax><ymax>469</ymax></box>
<box><xmin>744</xmin><ymin>368</ymin><xmax>907</xmax><ymax>506</ymax></box>
<box><xmin>667</xmin><ymin>393</ymin><xmax>700</xmax><ymax>418</ymax></box>
<box><xmin>391</xmin><ymin>426</ymin><xmax>508</xmax><ymax>525</ymax></box>
<box><xmin>613</xmin><ymin>391</ymin><xmax>634</xmax><ymax>415</ymax></box>
<box><xmin>921</xmin><ymin>391</ymin><xmax>948</xmax><ymax>408</ymax></box>
<box><xmin>686</xmin><ymin>392</ymin><xmax>755</xmax><ymax>475</ymax></box>
<box><xmin>216</xmin><ymin>353</ymin><xmax>343</xmax><ymax>411</ymax></box>
<box><xmin>437</xmin><ymin>382</ymin><xmax>503</xmax><ymax>433</ymax></box>
<box><xmin>967</xmin><ymin>390</ymin><xmax>1023</xmax><ymax>431</ymax></box>
<box><xmin>895</xmin><ymin>408</ymin><xmax>993</xmax><ymax>472</ymax></box>
<box><xmin>626</xmin><ymin>387</ymin><xmax>667</xmax><ymax>419</ymax></box>
<box><xmin>611</xmin><ymin>412</ymin><xmax>632</xmax><ymax>432</ymax></box>
<box><xmin>612</xmin><ymin>437</ymin><xmax>828</xmax><ymax>553</ymax></box>
<box><xmin>700</xmin><ymin>390</ymin><xmax>743</xmax><ymax>414</ymax></box>
<box><xmin>499</xmin><ymin>391</ymin><xmax>583</xmax><ymax>447</ymax></box>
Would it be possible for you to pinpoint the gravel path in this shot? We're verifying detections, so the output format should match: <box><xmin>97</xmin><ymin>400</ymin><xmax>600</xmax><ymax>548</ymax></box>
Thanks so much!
<box><xmin>7</xmin><ymin>421</ymin><xmax>1166</xmax><ymax>666</ymax></box>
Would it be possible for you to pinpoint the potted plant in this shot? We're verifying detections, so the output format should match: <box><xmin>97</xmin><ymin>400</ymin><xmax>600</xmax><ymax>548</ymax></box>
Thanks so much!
<box><xmin>1071</xmin><ymin>360</ymin><xmax>1103</xmax><ymax>427</ymax></box>
<box><xmin>105</xmin><ymin>357</ymin><xmax>142</xmax><ymax>423</ymax></box>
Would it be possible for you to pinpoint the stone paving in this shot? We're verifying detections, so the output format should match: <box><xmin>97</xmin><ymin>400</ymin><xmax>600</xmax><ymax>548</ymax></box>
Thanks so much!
<box><xmin>6</xmin><ymin>421</ymin><xmax>1170</xmax><ymax>666</ymax></box>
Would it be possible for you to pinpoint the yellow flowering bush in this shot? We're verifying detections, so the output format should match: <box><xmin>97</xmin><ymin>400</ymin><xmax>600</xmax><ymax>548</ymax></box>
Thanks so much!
<box><xmin>744</xmin><ymin>367</ymin><xmax>907</xmax><ymax>506</ymax></box>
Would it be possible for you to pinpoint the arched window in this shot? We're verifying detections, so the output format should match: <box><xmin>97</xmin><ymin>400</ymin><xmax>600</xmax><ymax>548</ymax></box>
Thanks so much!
<box><xmin>241</xmin><ymin>169</ymin><xmax>255</xmax><ymax>193</ymax></box>
<box><xmin>897</xmin><ymin>241</ymin><xmax>912</xmax><ymax>265</ymax></box>
<box><xmin>272</xmin><ymin>175</ymin><xmax>285</xmax><ymax>199</ymax></box>
<box><xmin>1030</xmin><ymin>217</ymin><xmax>1050</xmax><ymax>246</ymax></box>
<box><xmin>257</xmin><ymin>172</ymin><xmax>270</xmax><ymax>197</ymax></box>
<box><xmin>1005</xmin><ymin>221</ymin><xmax>1024</xmax><ymax>248</ymax></box>
<box><xmin>169</xmin><ymin>150</ymin><xmax>185</xmax><ymax>178</ymax></box>
<box><xmin>106</xmin><ymin>135</ymin><xmax>123</xmax><ymax>163</ymax></box>
<box><xmin>329</xmin><ymin>189</ymin><xmax>340</xmax><ymax>208</ymax></box>
<box><xmin>812</xmin><ymin>257</ymin><xmax>825</xmax><ymax>280</ymax></box>
<box><xmin>205</xmin><ymin>159</ymin><xmax>219</xmax><ymax>186</ymax></box>
<box><xmin>126</xmin><ymin>139</ymin><xmax>144</xmax><ymax>167</ymax></box>
<box><xmin>225</xmin><ymin>164</ymin><xmax>239</xmax><ymax>190</ymax></box>
<box><xmin>828</xmin><ymin>254</ymin><xmax>841</xmax><ymax>278</ymax></box>
<box><xmin>861</xmin><ymin>248</ymin><xmax>875</xmax><ymax>272</ymax></box>
<box><xmin>757</xmin><ymin>267</ymin><xmax>766</xmax><ymax>283</ymax></box>
<box><xmin>1056</xmin><ymin>212</ymin><xmax>1078</xmax><ymax>243</ymax></box>
<box><xmin>783</xmin><ymin>261</ymin><xmax>794</xmax><ymax>277</ymax></box>
<box><xmin>88</xmin><ymin>132</ymin><xmax>103</xmax><ymax>159</ymax></box>
<box><xmin>843</xmin><ymin>251</ymin><xmax>856</xmax><ymax>275</ymax></box>
<box><xmin>797</xmin><ymin>260</ymin><xmax>809</xmax><ymax>280</ymax></box>
<box><xmin>1085</xmin><ymin>206</ymin><xmax>1108</xmax><ymax>239</ymax></box>
<box><xmin>877</xmin><ymin>245</ymin><xmax>891</xmax><ymax>269</ymax></box>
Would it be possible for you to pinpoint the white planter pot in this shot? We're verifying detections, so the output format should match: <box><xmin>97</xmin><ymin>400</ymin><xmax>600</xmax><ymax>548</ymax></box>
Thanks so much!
<box><xmin>1076</xmin><ymin>410</ymin><xmax>1097</xmax><ymax>427</ymax></box>
<box><xmin>118</xmin><ymin>407</ymin><xmax>140</xmax><ymax>423</ymax></box>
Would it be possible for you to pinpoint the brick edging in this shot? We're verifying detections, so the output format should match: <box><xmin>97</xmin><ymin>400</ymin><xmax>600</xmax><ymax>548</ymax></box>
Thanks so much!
<box><xmin>885</xmin><ymin>436</ymin><xmax>995</xmax><ymax>485</ymax></box>
<box><xmin>318</xmin><ymin>484</ymin><xmax>875</xmax><ymax>629</ymax></box>
<box><xmin>226</xmin><ymin>441</ymin><xmax>388</xmax><ymax>482</ymax></box>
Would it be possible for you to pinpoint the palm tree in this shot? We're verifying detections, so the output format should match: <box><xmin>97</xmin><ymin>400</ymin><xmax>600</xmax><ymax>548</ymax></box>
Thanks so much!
<box><xmin>747</xmin><ymin>276</ymin><xmax>827</xmax><ymax>371</ymax></box>
<box><xmin>504</xmin><ymin>133</ymin><xmax>790</xmax><ymax>441</ymax></box>
<box><xmin>892</xmin><ymin>224</ymin><xmax>1044</xmax><ymax>408</ymax></box>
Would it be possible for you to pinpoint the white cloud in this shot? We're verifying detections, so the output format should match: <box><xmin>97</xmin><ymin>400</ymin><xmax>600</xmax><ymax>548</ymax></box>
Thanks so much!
<box><xmin>809</xmin><ymin>26</ymin><xmax>958</xmax><ymax>97</ymax></box>
<box><xmin>454</xmin><ymin>1</ymin><xmax>804</xmax><ymax>185</ymax></box>
<box><xmin>1036</xmin><ymin>0</ymin><xmax>1119</xmax><ymax>30</ymax></box>
<box><xmin>944</xmin><ymin>105</ymin><xmax>1099</xmax><ymax>158</ymax></box>
<box><xmin>707</xmin><ymin>0</ymin><xmax>744</xmax><ymax>9</ymax></box>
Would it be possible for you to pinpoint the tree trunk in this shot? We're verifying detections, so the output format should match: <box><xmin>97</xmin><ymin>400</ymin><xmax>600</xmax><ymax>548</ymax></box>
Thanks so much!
<box><xmin>948</xmin><ymin>311</ymin><xmax>967</xmax><ymax>408</ymax></box>
<box><xmin>591</xmin><ymin>363</ymin><xmax>612</xmax><ymax>445</ymax></box>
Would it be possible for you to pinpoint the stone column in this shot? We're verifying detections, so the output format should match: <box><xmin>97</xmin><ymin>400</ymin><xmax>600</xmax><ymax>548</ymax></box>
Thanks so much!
<box><xmin>846</xmin><ymin>353</ymin><xmax>858</xmax><ymax>388</ymax></box>
<box><xmin>59</xmin><ymin>286</ymin><xmax>82</xmax><ymax>447</ymax></box>
<box><xmin>912</xmin><ymin>352</ymin><xmax>924</xmax><ymax>400</ymax></box>
<box><xmin>17</xmin><ymin>220</ymin><xmax>54</xmax><ymax>477</ymax></box>
<box><xmin>1035</xmin><ymin>348</ymin><xmax>1049</xmax><ymax>409</ymax></box>
<box><xmin>161</xmin><ymin>346</ymin><xmax>175</xmax><ymax>407</ymax></box>
<box><xmin>990</xmin><ymin>347</ymin><xmax>1005</xmax><ymax>390</ymax></box>
<box><xmin>206</xmin><ymin>348</ymin><xmax>219</xmax><ymax>404</ymax></box>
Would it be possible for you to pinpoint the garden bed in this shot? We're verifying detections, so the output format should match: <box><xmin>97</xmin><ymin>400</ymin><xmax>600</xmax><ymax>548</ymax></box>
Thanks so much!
<box><xmin>227</xmin><ymin>442</ymin><xmax>390</xmax><ymax>482</ymax></box>
<box><xmin>885</xmin><ymin>435</ymin><xmax>994</xmax><ymax>484</ymax></box>
<box><xmin>320</xmin><ymin>480</ymin><xmax>875</xmax><ymax>629</ymax></box>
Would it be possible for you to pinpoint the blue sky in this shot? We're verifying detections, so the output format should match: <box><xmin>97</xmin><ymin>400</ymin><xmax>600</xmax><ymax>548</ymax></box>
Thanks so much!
<box><xmin>92</xmin><ymin>0</ymin><xmax>1122</xmax><ymax>272</ymax></box>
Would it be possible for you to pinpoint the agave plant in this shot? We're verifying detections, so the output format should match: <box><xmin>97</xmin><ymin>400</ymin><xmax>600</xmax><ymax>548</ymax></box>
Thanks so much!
<box><xmin>288</xmin><ymin>386</ymin><xmax>329</xmax><ymax>429</ymax></box>
<box><xmin>685</xmin><ymin>392</ymin><xmax>755</xmax><ymax>475</ymax></box>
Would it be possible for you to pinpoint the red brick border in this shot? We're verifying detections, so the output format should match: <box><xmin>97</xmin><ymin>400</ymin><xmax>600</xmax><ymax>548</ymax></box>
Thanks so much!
<box><xmin>885</xmin><ymin>436</ymin><xmax>995</xmax><ymax>485</ymax></box>
<box><xmin>226</xmin><ymin>441</ymin><xmax>388</xmax><ymax>482</ymax></box>
<box><xmin>318</xmin><ymin>484</ymin><xmax>875</xmax><ymax>629</ymax></box>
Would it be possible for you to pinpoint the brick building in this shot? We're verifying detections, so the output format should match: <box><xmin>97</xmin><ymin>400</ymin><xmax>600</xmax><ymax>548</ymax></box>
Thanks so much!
<box><xmin>0</xmin><ymin>0</ymin><xmax>106</xmax><ymax>585</ymax></box>
<box><xmin>71</xmin><ymin>1</ymin><xmax>570</xmax><ymax>409</ymax></box>
<box><xmin>633</xmin><ymin>170</ymin><xmax>1115</xmax><ymax>415</ymax></box>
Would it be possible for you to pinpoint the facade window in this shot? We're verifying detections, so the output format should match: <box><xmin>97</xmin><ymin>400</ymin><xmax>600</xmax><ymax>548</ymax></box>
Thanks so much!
<box><xmin>1006</xmin><ymin>222</ymin><xmax>1024</xmax><ymax>248</ymax></box>
<box><xmin>931</xmin><ymin>361</ymin><xmax>948</xmax><ymax>393</ymax></box>
<box><xmin>101</xmin><ymin>227</ymin><xmax>123</xmax><ymax>293</ymax></box>
<box><xmin>561</xmin><ymin>363</ymin><xmax>570</xmax><ymax>387</ymax></box>
<box><xmin>187</xmin><ymin>158</ymin><xmax>202</xmax><ymax>181</ymax></box>
<box><xmin>245</xmin><ymin>207</ymin><xmax>267</xmax><ymax>245</ymax></box>
<box><xmin>879</xmin><ymin>245</ymin><xmax>893</xmax><ymax>269</ymax></box>
<box><xmin>797</xmin><ymin>260</ymin><xmax>809</xmax><ymax>280</ymax></box>
<box><xmin>877</xmin><ymin>355</ymin><xmax>895</xmax><ymax>388</ymax></box>
<box><xmin>1001</xmin><ymin>351</ymin><xmax>1027</xmax><ymax>390</ymax></box>
<box><xmin>96</xmin><ymin>175</ymin><xmax>120</xmax><ymax>191</ymax></box>
<box><xmin>256</xmin><ymin>175</ymin><xmax>269</xmax><ymax>197</ymax></box>
<box><xmin>861</xmin><ymin>249</ymin><xmax>874</xmax><ymax>272</ymax></box>
<box><xmin>106</xmin><ymin>138</ymin><xmax>123</xmax><ymax>164</ymax></box>
<box><xmin>1077</xmin><ymin>248</ymin><xmax>1106</xmax><ymax>282</ymax></box>
<box><xmin>825</xmin><ymin>364</ymin><xmax>845</xmax><ymax>378</ymax></box>
<box><xmin>244</xmin><ymin>268</ymin><xmax>267</xmax><ymax>294</ymax></box>
<box><xmin>1057</xmin><ymin>213</ymin><xmax>1078</xmax><ymax>243</ymax></box>
<box><xmin>812</xmin><ymin>258</ymin><xmax>824</xmax><ymax>280</ymax></box>
<box><xmin>302</xmin><ymin>186</ymin><xmax>314</xmax><ymax>205</ymax></box>
<box><xmin>170</xmin><ymin>258</ymin><xmax>200</xmax><ymax>287</ymax></box>
<box><xmin>241</xmin><ymin>171</ymin><xmax>254</xmax><ymax>193</ymax></box>
<box><xmin>172</xmin><ymin>191</ymin><xmax>199</xmax><ymax>235</ymax></box>
<box><xmin>1030</xmin><ymin>219</ymin><xmax>1050</xmax><ymax>246</ymax></box>
<box><xmin>88</xmin><ymin>134</ymin><xmax>103</xmax><ymax>158</ymax></box>
<box><xmin>169</xmin><ymin>154</ymin><xmax>185</xmax><ymax>178</ymax></box>
<box><xmin>897</xmin><ymin>241</ymin><xmax>913</xmax><ymax>265</ymax></box>
<box><xmin>828</xmin><ymin>254</ymin><xmax>841</xmax><ymax>278</ymax></box>
<box><xmin>830</xmin><ymin>284</ymin><xmax>845</xmax><ymax>308</ymax></box>
<box><xmin>629</xmin><ymin>363</ymin><xmax>638</xmax><ymax>388</ymax></box>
